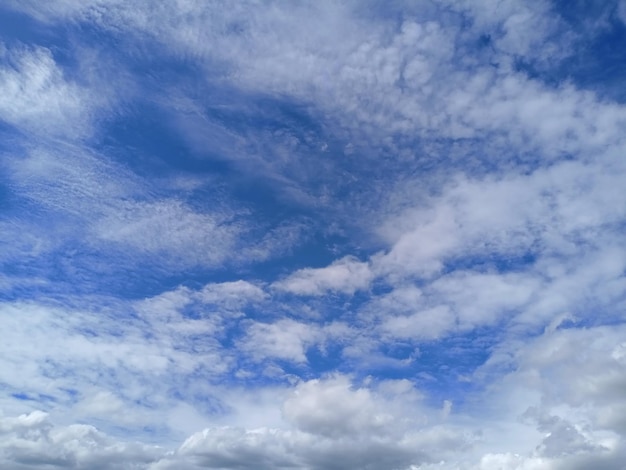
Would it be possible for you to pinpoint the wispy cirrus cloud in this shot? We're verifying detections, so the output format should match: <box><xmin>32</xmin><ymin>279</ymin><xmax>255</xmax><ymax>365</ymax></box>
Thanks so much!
<box><xmin>0</xmin><ymin>44</ymin><xmax>92</xmax><ymax>138</ymax></box>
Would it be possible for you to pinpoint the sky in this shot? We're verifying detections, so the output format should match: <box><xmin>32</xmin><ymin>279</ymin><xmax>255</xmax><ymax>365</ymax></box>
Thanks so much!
<box><xmin>0</xmin><ymin>0</ymin><xmax>626</xmax><ymax>469</ymax></box>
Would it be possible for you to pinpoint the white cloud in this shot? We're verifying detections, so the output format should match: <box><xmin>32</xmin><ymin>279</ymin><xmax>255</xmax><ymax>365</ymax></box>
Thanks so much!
<box><xmin>1</xmin><ymin>1</ymin><xmax>625</xmax><ymax>469</ymax></box>
<box><xmin>198</xmin><ymin>281</ymin><xmax>267</xmax><ymax>308</ymax></box>
<box><xmin>95</xmin><ymin>199</ymin><xmax>241</xmax><ymax>268</ymax></box>
<box><xmin>429</xmin><ymin>271</ymin><xmax>539</xmax><ymax>329</ymax></box>
<box><xmin>0</xmin><ymin>411</ymin><xmax>162</xmax><ymax>470</ymax></box>
<box><xmin>376</xmin><ymin>152</ymin><xmax>626</xmax><ymax>277</ymax></box>
<box><xmin>273</xmin><ymin>256</ymin><xmax>373</xmax><ymax>296</ymax></box>
<box><xmin>5</xmin><ymin>0</ymin><xmax>625</xmax><ymax>165</ymax></box>
<box><xmin>465</xmin><ymin>324</ymin><xmax>626</xmax><ymax>465</ymax></box>
<box><xmin>0</xmin><ymin>45</ymin><xmax>92</xmax><ymax>138</ymax></box>
<box><xmin>239</xmin><ymin>319</ymin><xmax>320</xmax><ymax>364</ymax></box>
<box><xmin>4</xmin><ymin>144</ymin><xmax>259</xmax><ymax>270</ymax></box>
<box><xmin>381</xmin><ymin>305</ymin><xmax>456</xmax><ymax>340</ymax></box>
<box><xmin>0</xmin><ymin>375</ymin><xmax>457</xmax><ymax>469</ymax></box>
<box><xmin>282</xmin><ymin>375</ymin><xmax>394</xmax><ymax>438</ymax></box>
<box><xmin>0</xmin><ymin>285</ymin><xmax>267</xmax><ymax>439</ymax></box>
<box><xmin>2</xmin><ymin>339</ymin><xmax>626</xmax><ymax>470</ymax></box>
<box><xmin>111</xmin><ymin>1</ymin><xmax>623</xmax><ymax>163</ymax></box>
<box><xmin>150</xmin><ymin>374</ymin><xmax>466</xmax><ymax>470</ymax></box>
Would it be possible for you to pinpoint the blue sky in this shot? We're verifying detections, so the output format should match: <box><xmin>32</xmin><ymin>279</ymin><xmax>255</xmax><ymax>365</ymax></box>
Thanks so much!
<box><xmin>1</xmin><ymin>1</ymin><xmax>626</xmax><ymax>469</ymax></box>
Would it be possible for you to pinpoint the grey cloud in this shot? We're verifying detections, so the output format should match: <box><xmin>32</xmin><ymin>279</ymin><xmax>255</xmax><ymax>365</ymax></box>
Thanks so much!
<box><xmin>0</xmin><ymin>411</ymin><xmax>162</xmax><ymax>470</ymax></box>
<box><xmin>152</xmin><ymin>375</ymin><xmax>467</xmax><ymax>470</ymax></box>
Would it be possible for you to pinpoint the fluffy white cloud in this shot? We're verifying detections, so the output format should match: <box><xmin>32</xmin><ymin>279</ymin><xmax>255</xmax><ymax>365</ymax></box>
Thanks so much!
<box><xmin>6</xmin><ymin>0</ymin><xmax>603</xmax><ymax>156</ymax></box>
<box><xmin>380</xmin><ymin>305</ymin><xmax>456</xmax><ymax>340</ymax></box>
<box><xmin>2</xmin><ymin>340</ymin><xmax>626</xmax><ymax>470</ymax></box>
<box><xmin>240</xmin><ymin>319</ymin><xmax>319</xmax><ymax>364</ymax></box>
<box><xmin>273</xmin><ymin>256</ymin><xmax>373</xmax><ymax>296</ymax></box>
<box><xmin>198</xmin><ymin>281</ymin><xmax>267</xmax><ymax>308</ymax></box>
<box><xmin>282</xmin><ymin>375</ymin><xmax>393</xmax><ymax>438</ymax></box>
<box><xmin>237</xmin><ymin>318</ymin><xmax>354</xmax><ymax>367</ymax></box>
<box><xmin>2</xmin><ymin>375</ymin><xmax>455</xmax><ymax>469</ymax></box>
<box><xmin>149</xmin><ymin>375</ymin><xmax>466</xmax><ymax>470</ymax></box>
<box><xmin>0</xmin><ymin>411</ymin><xmax>162</xmax><ymax>470</ymax></box>
<box><xmin>376</xmin><ymin>153</ymin><xmax>626</xmax><ymax>277</ymax></box>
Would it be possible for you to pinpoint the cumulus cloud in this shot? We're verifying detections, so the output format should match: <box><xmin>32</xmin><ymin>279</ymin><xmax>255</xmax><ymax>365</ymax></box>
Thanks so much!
<box><xmin>149</xmin><ymin>375</ymin><xmax>465</xmax><ymax>470</ymax></box>
<box><xmin>2</xmin><ymin>307</ymin><xmax>626</xmax><ymax>467</ymax></box>
<box><xmin>1</xmin><ymin>376</ymin><xmax>462</xmax><ymax>470</ymax></box>
<box><xmin>273</xmin><ymin>256</ymin><xmax>373</xmax><ymax>296</ymax></box>
<box><xmin>283</xmin><ymin>375</ymin><xmax>391</xmax><ymax>438</ymax></box>
<box><xmin>0</xmin><ymin>411</ymin><xmax>162</xmax><ymax>470</ymax></box>
<box><xmin>464</xmin><ymin>324</ymin><xmax>626</xmax><ymax>466</ymax></box>
<box><xmin>240</xmin><ymin>319</ymin><xmax>319</xmax><ymax>364</ymax></box>
<box><xmin>380</xmin><ymin>305</ymin><xmax>456</xmax><ymax>340</ymax></box>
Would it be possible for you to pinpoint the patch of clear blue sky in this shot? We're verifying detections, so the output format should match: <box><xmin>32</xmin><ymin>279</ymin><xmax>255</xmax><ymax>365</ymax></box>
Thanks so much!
<box><xmin>0</xmin><ymin>6</ymin><xmax>61</xmax><ymax>47</ymax></box>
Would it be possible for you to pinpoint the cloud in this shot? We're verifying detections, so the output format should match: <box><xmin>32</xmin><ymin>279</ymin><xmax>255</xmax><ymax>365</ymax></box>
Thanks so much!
<box><xmin>2</xmin><ymin>142</ymin><xmax>282</xmax><ymax>273</ymax></box>
<box><xmin>376</xmin><ymin>153</ymin><xmax>626</xmax><ymax>276</ymax></box>
<box><xmin>197</xmin><ymin>281</ymin><xmax>267</xmax><ymax>307</ymax></box>
<box><xmin>0</xmin><ymin>44</ymin><xmax>92</xmax><ymax>138</ymax></box>
<box><xmin>2</xmin><ymin>318</ymin><xmax>626</xmax><ymax>468</ymax></box>
<box><xmin>94</xmin><ymin>199</ymin><xmax>242</xmax><ymax>268</ymax></box>
<box><xmin>0</xmin><ymin>281</ymin><xmax>268</xmax><ymax>440</ymax></box>
<box><xmin>380</xmin><ymin>305</ymin><xmax>456</xmax><ymax>340</ymax></box>
<box><xmin>2</xmin><ymin>1</ymin><xmax>592</xmax><ymax>155</ymax></box>
<box><xmin>282</xmin><ymin>375</ymin><xmax>394</xmax><ymax>438</ymax></box>
<box><xmin>91</xmin><ymin>0</ymin><xmax>621</xmax><ymax>166</ymax></box>
<box><xmin>0</xmin><ymin>1</ymin><xmax>625</xmax><ymax>469</ymax></box>
<box><xmin>0</xmin><ymin>411</ymin><xmax>162</xmax><ymax>470</ymax></box>
<box><xmin>5</xmin><ymin>1</ymin><xmax>623</xmax><ymax>149</ymax></box>
<box><xmin>150</xmin><ymin>375</ymin><xmax>465</xmax><ymax>470</ymax></box>
<box><xmin>0</xmin><ymin>376</ymin><xmax>460</xmax><ymax>470</ymax></box>
<box><xmin>273</xmin><ymin>256</ymin><xmax>373</xmax><ymax>296</ymax></box>
<box><xmin>465</xmin><ymin>324</ymin><xmax>626</xmax><ymax>466</ymax></box>
<box><xmin>239</xmin><ymin>319</ymin><xmax>319</xmax><ymax>364</ymax></box>
<box><xmin>237</xmin><ymin>318</ymin><xmax>356</xmax><ymax>369</ymax></box>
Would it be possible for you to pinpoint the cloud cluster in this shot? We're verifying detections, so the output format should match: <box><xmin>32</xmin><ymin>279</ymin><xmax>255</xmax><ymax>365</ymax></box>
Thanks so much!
<box><xmin>0</xmin><ymin>411</ymin><xmax>162</xmax><ymax>470</ymax></box>
<box><xmin>1</xmin><ymin>0</ymin><xmax>625</xmax><ymax>469</ymax></box>
<box><xmin>4</xmin><ymin>331</ymin><xmax>626</xmax><ymax>470</ymax></box>
<box><xmin>1</xmin><ymin>375</ymin><xmax>466</xmax><ymax>470</ymax></box>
